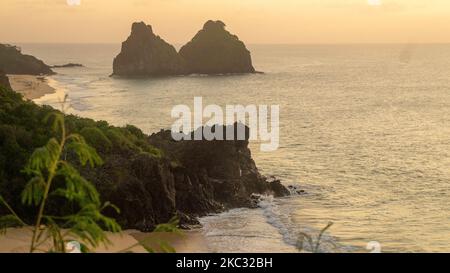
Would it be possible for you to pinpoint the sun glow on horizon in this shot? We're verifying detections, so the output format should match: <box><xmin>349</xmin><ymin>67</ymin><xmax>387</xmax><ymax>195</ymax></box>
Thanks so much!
<box><xmin>66</xmin><ymin>0</ymin><xmax>81</xmax><ymax>6</ymax></box>
<box><xmin>367</xmin><ymin>0</ymin><xmax>382</xmax><ymax>6</ymax></box>
<box><xmin>1</xmin><ymin>0</ymin><xmax>450</xmax><ymax>44</ymax></box>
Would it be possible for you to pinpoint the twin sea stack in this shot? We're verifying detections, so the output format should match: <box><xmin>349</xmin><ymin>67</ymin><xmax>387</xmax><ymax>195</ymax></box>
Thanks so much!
<box><xmin>112</xmin><ymin>20</ymin><xmax>255</xmax><ymax>77</ymax></box>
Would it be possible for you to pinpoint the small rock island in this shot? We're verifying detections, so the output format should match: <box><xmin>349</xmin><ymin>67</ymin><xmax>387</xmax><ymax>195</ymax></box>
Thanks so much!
<box><xmin>112</xmin><ymin>20</ymin><xmax>256</xmax><ymax>77</ymax></box>
<box><xmin>112</xmin><ymin>22</ymin><xmax>186</xmax><ymax>77</ymax></box>
<box><xmin>51</xmin><ymin>63</ymin><xmax>84</xmax><ymax>68</ymax></box>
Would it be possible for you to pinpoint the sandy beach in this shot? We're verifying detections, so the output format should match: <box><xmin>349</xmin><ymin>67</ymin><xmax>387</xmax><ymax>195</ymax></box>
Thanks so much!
<box><xmin>131</xmin><ymin>230</ymin><xmax>210</xmax><ymax>253</ymax></box>
<box><xmin>0</xmin><ymin>228</ymin><xmax>209</xmax><ymax>253</ymax></box>
<box><xmin>7</xmin><ymin>74</ymin><xmax>55</xmax><ymax>100</ymax></box>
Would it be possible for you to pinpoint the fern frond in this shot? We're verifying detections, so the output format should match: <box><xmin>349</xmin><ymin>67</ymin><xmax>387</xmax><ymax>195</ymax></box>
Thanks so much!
<box><xmin>159</xmin><ymin>240</ymin><xmax>176</xmax><ymax>253</ymax></box>
<box><xmin>153</xmin><ymin>216</ymin><xmax>181</xmax><ymax>234</ymax></box>
<box><xmin>21</xmin><ymin>176</ymin><xmax>46</xmax><ymax>206</ymax></box>
<box><xmin>44</xmin><ymin>112</ymin><xmax>65</xmax><ymax>138</ymax></box>
<box><xmin>66</xmin><ymin>141</ymin><xmax>103</xmax><ymax>168</ymax></box>
<box><xmin>54</xmin><ymin>162</ymin><xmax>100</xmax><ymax>205</ymax></box>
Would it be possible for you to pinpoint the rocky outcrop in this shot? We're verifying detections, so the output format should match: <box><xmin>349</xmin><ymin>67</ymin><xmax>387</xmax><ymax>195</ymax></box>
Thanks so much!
<box><xmin>179</xmin><ymin>20</ymin><xmax>255</xmax><ymax>74</ymax></box>
<box><xmin>149</xmin><ymin>124</ymin><xmax>286</xmax><ymax>208</ymax></box>
<box><xmin>112</xmin><ymin>22</ymin><xmax>186</xmax><ymax>77</ymax></box>
<box><xmin>81</xmin><ymin>124</ymin><xmax>289</xmax><ymax>231</ymax></box>
<box><xmin>0</xmin><ymin>70</ymin><xmax>11</xmax><ymax>90</ymax></box>
<box><xmin>0</xmin><ymin>44</ymin><xmax>54</xmax><ymax>75</ymax></box>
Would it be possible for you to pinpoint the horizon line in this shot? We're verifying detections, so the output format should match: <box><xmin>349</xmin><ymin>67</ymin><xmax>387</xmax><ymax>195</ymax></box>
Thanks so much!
<box><xmin>6</xmin><ymin>41</ymin><xmax>450</xmax><ymax>46</ymax></box>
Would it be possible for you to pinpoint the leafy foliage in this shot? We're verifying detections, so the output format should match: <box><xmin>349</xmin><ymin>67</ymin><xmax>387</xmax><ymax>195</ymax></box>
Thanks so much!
<box><xmin>80</xmin><ymin>127</ymin><xmax>112</xmax><ymax>153</ymax></box>
<box><xmin>0</xmin><ymin>96</ymin><xmax>122</xmax><ymax>252</ymax></box>
<box><xmin>0</xmin><ymin>215</ymin><xmax>23</xmax><ymax>235</ymax></box>
<box><xmin>0</xmin><ymin>86</ymin><xmax>180</xmax><ymax>253</ymax></box>
<box><xmin>0</xmin><ymin>85</ymin><xmax>162</xmax><ymax>226</ymax></box>
<box><xmin>153</xmin><ymin>217</ymin><xmax>182</xmax><ymax>234</ymax></box>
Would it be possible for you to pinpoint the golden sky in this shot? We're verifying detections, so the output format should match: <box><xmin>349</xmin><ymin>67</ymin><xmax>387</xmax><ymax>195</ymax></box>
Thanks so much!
<box><xmin>1</xmin><ymin>0</ymin><xmax>450</xmax><ymax>44</ymax></box>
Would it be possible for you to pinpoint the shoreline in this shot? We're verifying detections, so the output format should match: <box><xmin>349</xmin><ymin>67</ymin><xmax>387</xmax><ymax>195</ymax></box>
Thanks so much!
<box><xmin>7</xmin><ymin>74</ymin><xmax>56</xmax><ymax>100</ymax></box>
<box><xmin>0</xmin><ymin>227</ymin><xmax>208</xmax><ymax>253</ymax></box>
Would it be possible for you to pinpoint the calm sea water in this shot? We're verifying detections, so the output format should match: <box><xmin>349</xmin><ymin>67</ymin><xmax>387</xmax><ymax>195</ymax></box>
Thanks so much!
<box><xmin>18</xmin><ymin>43</ymin><xmax>450</xmax><ymax>252</ymax></box>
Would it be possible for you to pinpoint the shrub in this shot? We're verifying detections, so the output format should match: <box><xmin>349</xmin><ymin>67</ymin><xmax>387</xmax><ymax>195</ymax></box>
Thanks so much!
<box><xmin>81</xmin><ymin>127</ymin><xmax>112</xmax><ymax>153</ymax></box>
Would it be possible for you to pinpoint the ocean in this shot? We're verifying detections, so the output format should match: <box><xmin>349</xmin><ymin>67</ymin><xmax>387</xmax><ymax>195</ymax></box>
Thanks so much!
<box><xmin>18</xmin><ymin>43</ymin><xmax>450</xmax><ymax>252</ymax></box>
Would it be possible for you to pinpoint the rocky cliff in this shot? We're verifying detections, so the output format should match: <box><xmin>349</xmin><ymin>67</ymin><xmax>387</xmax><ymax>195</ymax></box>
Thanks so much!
<box><xmin>0</xmin><ymin>44</ymin><xmax>54</xmax><ymax>75</ymax></box>
<box><xmin>82</xmin><ymin>125</ymin><xmax>289</xmax><ymax>230</ymax></box>
<box><xmin>112</xmin><ymin>22</ymin><xmax>186</xmax><ymax>77</ymax></box>
<box><xmin>179</xmin><ymin>20</ymin><xmax>255</xmax><ymax>74</ymax></box>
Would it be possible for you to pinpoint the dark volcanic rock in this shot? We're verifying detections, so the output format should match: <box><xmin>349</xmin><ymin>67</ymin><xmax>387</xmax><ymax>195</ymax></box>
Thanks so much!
<box><xmin>145</xmin><ymin>124</ymin><xmax>289</xmax><ymax>220</ymax></box>
<box><xmin>52</xmin><ymin>63</ymin><xmax>83</xmax><ymax>68</ymax></box>
<box><xmin>112</xmin><ymin>20</ymin><xmax>257</xmax><ymax>77</ymax></box>
<box><xmin>0</xmin><ymin>70</ymin><xmax>11</xmax><ymax>90</ymax></box>
<box><xmin>113</xmin><ymin>22</ymin><xmax>186</xmax><ymax>77</ymax></box>
<box><xmin>88</xmin><ymin>153</ymin><xmax>179</xmax><ymax>231</ymax></box>
<box><xmin>268</xmin><ymin>179</ymin><xmax>290</xmax><ymax>197</ymax></box>
<box><xmin>84</xmin><ymin>124</ymin><xmax>290</xmax><ymax>230</ymax></box>
<box><xmin>0</xmin><ymin>44</ymin><xmax>54</xmax><ymax>75</ymax></box>
<box><xmin>179</xmin><ymin>20</ymin><xmax>256</xmax><ymax>74</ymax></box>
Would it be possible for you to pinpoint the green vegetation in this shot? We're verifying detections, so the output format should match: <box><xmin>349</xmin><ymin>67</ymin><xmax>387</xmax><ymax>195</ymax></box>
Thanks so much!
<box><xmin>0</xmin><ymin>101</ymin><xmax>121</xmax><ymax>252</ymax></box>
<box><xmin>0</xmin><ymin>85</ymin><xmax>163</xmax><ymax>222</ymax></box>
<box><xmin>296</xmin><ymin>222</ymin><xmax>334</xmax><ymax>253</ymax></box>
<box><xmin>0</xmin><ymin>86</ymin><xmax>179</xmax><ymax>252</ymax></box>
<box><xmin>81</xmin><ymin>127</ymin><xmax>113</xmax><ymax>153</ymax></box>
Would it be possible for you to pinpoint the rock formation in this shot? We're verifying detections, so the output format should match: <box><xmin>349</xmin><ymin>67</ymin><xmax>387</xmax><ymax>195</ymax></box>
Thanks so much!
<box><xmin>51</xmin><ymin>63</ymin><xmax>83</xmax><ymax>68</ymax></box>
<box><xmin>179</xmin><ymin>20</ymin><xmax>255</xmax><ymax>74</ymax></box>
<box><xmin>0</xmin><ymin>44</ymin><xmax>54</xmax><ymax>75</ymax></box>
<box><xmin>83</xmin><ymin>124</ymin><xmax>289</xmax><ymax>230</ymax></box>
<box><xmin>0</xmin><ymin>70</ymin><xmax>11</xmax><ymax>90</ymax></box>
<box><xmin>112</xmin><ymin>22</ymin><xmax>186</xmax><ymax>77</ymax></box>
<box><xmin>113</xmin><ymin>21</ymin><xmax>257</xmax><ymax>77</ymax></box>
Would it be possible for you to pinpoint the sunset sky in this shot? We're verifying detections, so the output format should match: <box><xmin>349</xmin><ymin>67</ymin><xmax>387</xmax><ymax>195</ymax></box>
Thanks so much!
<box><xmin>1</xmin><ymin>0</ymin><xmax>450</xmax><ymax>44</ymax></box>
